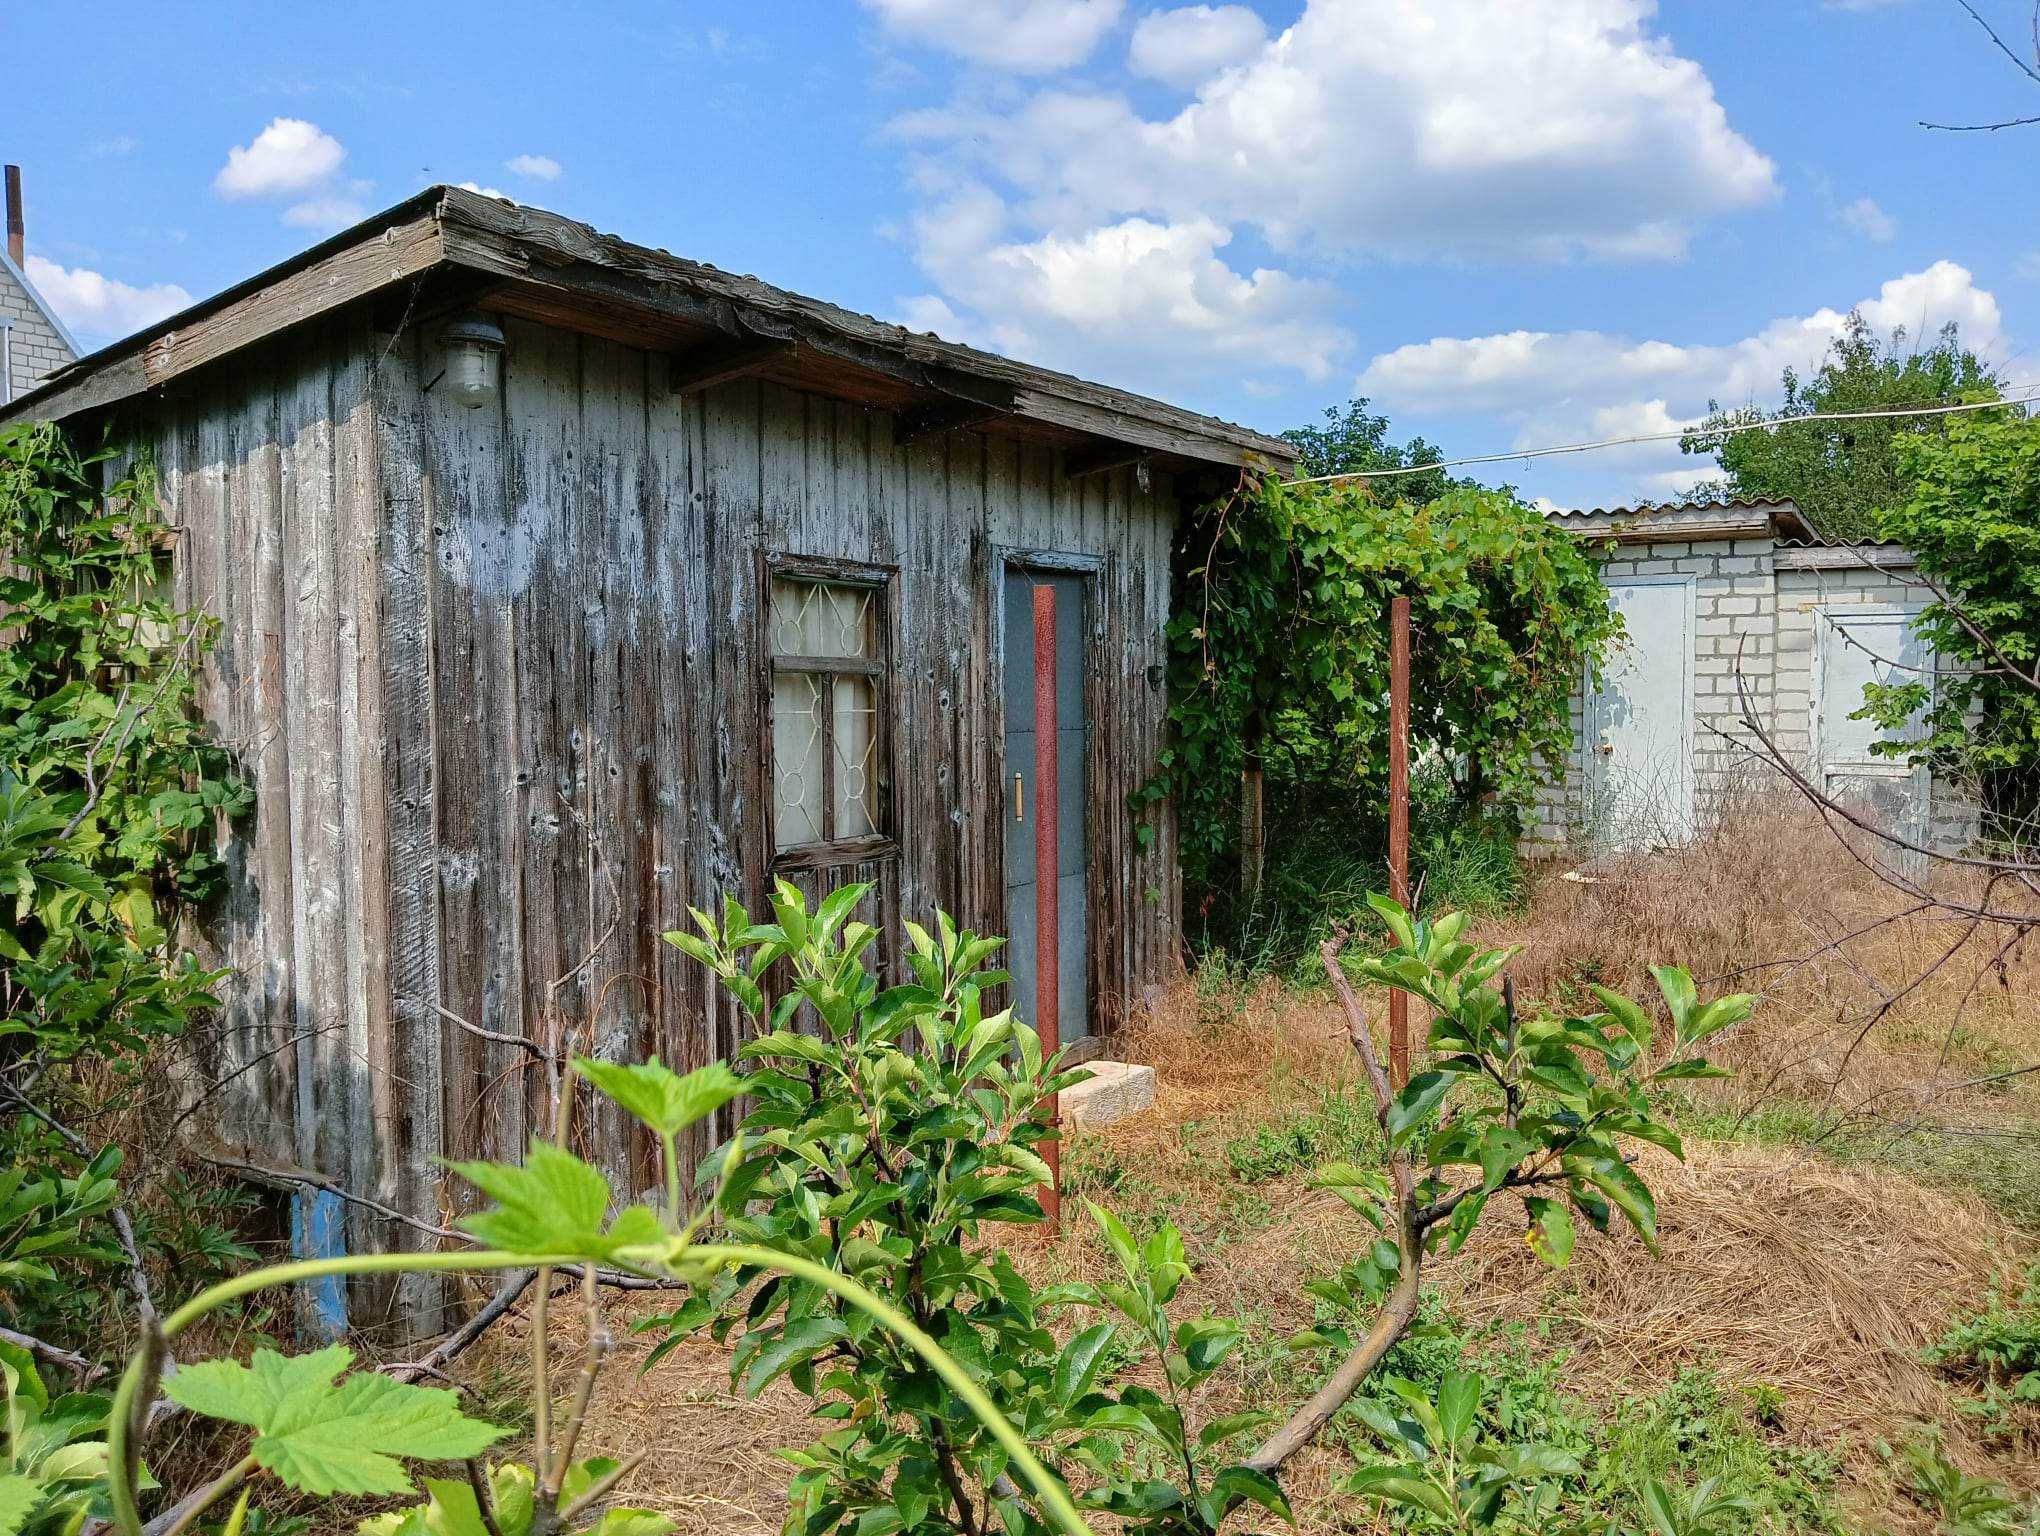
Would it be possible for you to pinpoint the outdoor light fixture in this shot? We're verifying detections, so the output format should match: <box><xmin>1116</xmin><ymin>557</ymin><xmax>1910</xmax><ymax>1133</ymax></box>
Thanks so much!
<box><xmin>439</xmin><ymin>314</ymin><xmax>505</xmax><ymax>409</ymax></box>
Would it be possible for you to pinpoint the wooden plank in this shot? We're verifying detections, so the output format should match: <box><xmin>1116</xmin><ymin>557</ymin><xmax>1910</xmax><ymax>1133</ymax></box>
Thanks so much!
<box><xmin>276</xmin><ymin>323</ymin><xmax>350</xmax><ymax>1335</ymax></box>
<box><xmin>373</xmin><ymin>321</ymin><xmax>449</xmax><ymax>1331</ymax></box>
<box><xmin>330</xmin><ymin>325</ymin><xmax>390</xmax><ymax>1306</ymax></box>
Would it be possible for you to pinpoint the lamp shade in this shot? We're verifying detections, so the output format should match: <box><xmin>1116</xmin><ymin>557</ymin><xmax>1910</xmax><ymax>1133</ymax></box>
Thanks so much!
<box><xmin>440</xmin><ymin>315</ymin><xmax>505</xmax><ymax>410</ymax></box>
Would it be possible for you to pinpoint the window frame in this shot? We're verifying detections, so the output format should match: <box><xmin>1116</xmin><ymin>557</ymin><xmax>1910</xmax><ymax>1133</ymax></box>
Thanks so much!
<box><xmin>762</xmin><ymin>552</ymin><xmax>899</xmax><ymax>870</ymax></box>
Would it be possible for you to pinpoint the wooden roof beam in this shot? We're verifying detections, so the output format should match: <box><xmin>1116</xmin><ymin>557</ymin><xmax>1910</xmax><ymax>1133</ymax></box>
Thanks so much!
<box><xmin>1064</xmin><ymin>442</ymin><xmax>1155</xmax><ymax>482</ymax></box>
<box><xmin>669</xmin><ymin>335</ymin><xmax>796</xmax><ymax>394</ymax></box>
<box><xmin>893</xmin><ymin>397</ymin><xmax>1010</xmax><ymax>446</ymax></box>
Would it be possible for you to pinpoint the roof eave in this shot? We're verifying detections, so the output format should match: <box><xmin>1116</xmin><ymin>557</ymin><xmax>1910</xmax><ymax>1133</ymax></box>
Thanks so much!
<box><xmin>0</xmin><ymin>185</ymin><xmax>1296</xmax><ymax>477</ymax></box>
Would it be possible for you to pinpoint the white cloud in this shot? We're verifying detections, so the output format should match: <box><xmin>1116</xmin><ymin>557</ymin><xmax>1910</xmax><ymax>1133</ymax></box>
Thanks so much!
<box><xmin>456</xmin><ymin>182</ymin><xmax>513</xmax><ymax>201</ymax></box>
<box><xmin>1128</xmin><ymin>5</ymin><xmax>1267</xmax><ymax>87</ymax></box>
<box><xmin>1362</xmin><ymin>262</ymin><xmax>2003</xmax><ymax>414</ymax></box>
<box><xmin>1839</xmin><ymin>195</ymin><xmax>1897</xmax><ymax>242</ymax></box>
<box><xmin>1360</xmin><ymin>262</ymin><xmax>2009</xmax><ymax>501</ymax></box>
<box><xmin>896</xmin><ymin>0</ymin><xmax>1776</xmax><ymax>264</ymax></box>
<box><xmin>281</xmin><ymin>196</ymin><xmax>367</xmax><ymax>231</ymax></box>
<box><xmin>862</xmin><ymin>0</ymin><xmax>1125</xmax><ymax>70</ymax></box>
<box><xmin>2015</xmin><ymin>251</ymin><xmax>2040</xmax><ymax>281</ymax></box>
<box><xmin>25</xmin><ymin>256</ymin><xmax>192</xmax><ymax>343</ymax></box>
<box><xmin>901</xmin><ymin>186</ymin><xmax>1348</xmax><ymax>389</ymax></box>
<box><xmin>83</xmin><ymin>135</ymin><xmax>139</xmax><ymax>160</ymax></box>
<box><xmin>880</xmin><ymin>0</ymin><xmax>1774</xmax><ymax>408</ymax></box>
<box><xmin>214</xmin><ymin>118</ymin><xmax>346</xmax><ymax>199</ymax></box>
<box><xmin>505</xmin><ymin>153</ymin><xmax>562</xmax><ymax>181</ymax></box>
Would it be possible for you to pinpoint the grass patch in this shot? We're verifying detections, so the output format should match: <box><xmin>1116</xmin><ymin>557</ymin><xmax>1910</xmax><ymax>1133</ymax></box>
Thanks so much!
<box><xmin>1680</xmin><ymin>1098</ymin><xmax>2040</xmax><ymax>1234</ymax></box>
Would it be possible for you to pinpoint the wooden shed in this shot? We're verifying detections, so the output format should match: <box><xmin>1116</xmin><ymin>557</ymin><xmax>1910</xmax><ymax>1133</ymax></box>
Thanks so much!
<box><xmin>1</xmin><ymin>187</ymin><xmax>1293</xmax><ymax>1332</ymax></box>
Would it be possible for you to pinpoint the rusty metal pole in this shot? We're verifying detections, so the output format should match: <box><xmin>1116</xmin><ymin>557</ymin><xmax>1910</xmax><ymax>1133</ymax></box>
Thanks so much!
<box><xmin>1032</xmin><ymin>583</ymin><xmax>1062</xmax><ymax>1229</ymax></box>
<box><xmin>1387</xmin><ymin>594</ymin><xmax>1412</xmax><ymax>1090</ymax></box>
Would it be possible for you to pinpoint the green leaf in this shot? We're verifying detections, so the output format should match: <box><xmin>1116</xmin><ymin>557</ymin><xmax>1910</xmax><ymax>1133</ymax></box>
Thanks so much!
<box><xmin>447</xmin><ymin>1142</ymin><xmax>660</xmax><ymax>1261</ymax></box>
<box><xmin>1364</xmin><ymin>893</ymin><xmax>1416</xmax><ymax>950</ymax></box>
<box><xmin>1650</xmin><ymin>966</ymin><xmax>1698</xmax><ymax>1038</ymax></box>
<box><xmin>1207</xmin><ymin>1464</ymin><xmax>1292</xmax><ymax>1525</ymax></box>
<box><xmin>1436</xmin><ymin>1370</ymin><xmax>1481</xmax><ymax>1449</ymax></box>
<box><xmin>1575</xmin><ymin>1156</ymin><xmax>1659</xmax><ymax>1250</ymax></box>
<box><xmin>0</xmin><ymin>1474</ymin><xmax>48</xmax><ymax>1536</ymax></box>
<box><xmin>1586</xmin><ymin>983</ymin><xmax>1653</xmax><ymax>1060</ymax></box>
<box><xmin>1053</xmin><ymin>1324</ymin><xmax>1117</xmax><ymax>1408</ymax></box>
<box><xmin>162</xmin><ymin>1346</ymin><xmax>505</xmax><ymax>1497</ymax></box>
<box><xmin>1386</xmin><ymin>1071</ymin><xmax>1453</xmax><ymax>1144</ymax></box>
<box><xmin>1684</xmin><ymin>993</ymin><xmax>1756</xmax><ymax>1045</ymax></box>
<box><xmin>742</xmin><ymin>1317</ymin><xmax>848</xmax><ymax>1397</ymax></box>
<box><xmin>1650</xmin><ymin>1059</ymin><xmax>1732</xmax><ymax>1081</ymax></box>
<box><xmin>1522</xmin><ymin>1196</ymin><xmax>1574</xmax><ymax>1267</ymax></box>
<box><xmin>571</xmin><ymin>1057</ymin><xmax>743</xmax><ymax>1139</ymax></box>
<box><xmin>1349</xmin><ymin>1468</ymin><xmax>1456</xmax><ymax>1523</ymax></box>
<box><xmin>1477</xmin><ymin>1127</ymin><xmax>1536</xmax><ymax>1193</ymax></box>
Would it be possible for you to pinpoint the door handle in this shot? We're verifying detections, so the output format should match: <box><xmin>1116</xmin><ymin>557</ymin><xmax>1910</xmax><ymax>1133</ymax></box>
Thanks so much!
<box><xmin>1014</xmin><ymin>772</ymin><xmax>1024</xmax><ymax>821</ymax></box>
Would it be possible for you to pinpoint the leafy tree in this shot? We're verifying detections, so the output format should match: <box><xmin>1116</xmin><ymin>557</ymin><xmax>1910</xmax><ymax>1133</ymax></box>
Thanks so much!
<box><xmin>1282</xmin><ymin>396</ymin><xmax>1463</xmax><ymax>505</ymax></box>
<box><xmin>1679</xmin><ymin>313</ymin><xmax>2002</xmax><ymax>540</ymax></box>
<box><xmin>1859</xmin><ymin>406</ymin><xmax>2040</xmax><ymax>838</ymax></box>
<box><xmin>1157</xmin><ymin>476</ymin><xmax>1618</xmax><ymax>897</ymax></box>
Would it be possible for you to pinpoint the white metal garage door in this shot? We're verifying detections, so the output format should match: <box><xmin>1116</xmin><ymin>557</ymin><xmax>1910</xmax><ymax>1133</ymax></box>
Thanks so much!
<box><xmin>1587</xmin><ymin>578</ymin><xmax>1696</xmax><ymax>852</ymax></box>
<box><xmin>1814</xmin><ymin>606</ymin><xmax>1929</xmax><ymax>849</ymax></box>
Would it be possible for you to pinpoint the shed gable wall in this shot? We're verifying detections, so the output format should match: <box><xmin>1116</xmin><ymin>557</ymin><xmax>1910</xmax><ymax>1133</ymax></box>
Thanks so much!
<box><xmin>139</xmin><ymin>311</ymin><xmax>1183</xmax><ymax>1334</ymax></box>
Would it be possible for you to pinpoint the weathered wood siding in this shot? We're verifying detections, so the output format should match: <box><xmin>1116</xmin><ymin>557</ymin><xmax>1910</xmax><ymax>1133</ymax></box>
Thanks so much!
<box><xmin>143</xmin><ymin>310</ymin><xmax>1182</xmax><ymax>1333</ymax></box>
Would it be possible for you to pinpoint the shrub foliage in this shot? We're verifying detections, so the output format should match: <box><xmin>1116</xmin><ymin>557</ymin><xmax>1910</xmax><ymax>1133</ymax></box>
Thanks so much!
<box><xmin>1153</xmin><ymin>476</ymin><xmax>1617</xmax><ymax>884</ymax></box>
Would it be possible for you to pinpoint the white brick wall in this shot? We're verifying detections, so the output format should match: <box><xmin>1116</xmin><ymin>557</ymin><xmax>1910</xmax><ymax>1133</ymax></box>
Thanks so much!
<box><xmin>2</xmin><ymin>260</ymin><xmax>76</xmax><ymax>402</ymax></box>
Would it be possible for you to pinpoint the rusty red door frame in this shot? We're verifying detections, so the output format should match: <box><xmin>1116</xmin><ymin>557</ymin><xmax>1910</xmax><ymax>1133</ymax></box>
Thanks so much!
<box><xmin>1032</xmin><ymin>581</ymin><xmax>1062</xmax><ymax>1226</ymax></box>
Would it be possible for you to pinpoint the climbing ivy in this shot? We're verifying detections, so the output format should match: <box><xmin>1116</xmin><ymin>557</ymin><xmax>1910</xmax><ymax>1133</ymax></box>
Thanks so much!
<box><xmin>1149</xmin><ymin>474</ymin><xmax>1618</xmax><ymax>880</ymax></box>
<box><xmin>0</xmin><ymin>421</ymin><xmax>247</xmax><ymax>1068</ymax></box>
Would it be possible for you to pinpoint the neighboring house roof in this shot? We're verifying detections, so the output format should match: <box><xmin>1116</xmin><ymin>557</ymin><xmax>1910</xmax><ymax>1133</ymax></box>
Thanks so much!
<box><xmin>0</xmin><ymin>245</ymin><xmax>82</xmax><ymax>358</ymax></box>
<box><xmin>0</xmin><ymin>185</ymin><xmax>1296</xmax><ymax>477</ymax></box>
<box><xmin>1547</xmin><ymin>496</ymin><xmax>1817</xmax><ymax>544</ymax></box>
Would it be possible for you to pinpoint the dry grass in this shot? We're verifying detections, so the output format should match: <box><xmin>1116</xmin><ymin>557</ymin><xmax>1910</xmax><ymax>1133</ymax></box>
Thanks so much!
<box><xmin>1496</xmin><ymin>795</ymin><xmax>2040</xmax><ymax>1141</ymax></box>
<box><xmin>465</xmin><ymin>798</ymin><xmax>2040</xmax><ymax>1533</ymax></box>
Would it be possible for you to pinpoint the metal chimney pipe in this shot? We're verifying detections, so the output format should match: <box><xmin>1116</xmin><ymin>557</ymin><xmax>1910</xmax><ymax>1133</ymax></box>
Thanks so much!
<box><xmin>4</xmin><ymin>166</ymin><xmax>22</xmax><ymax>269</ymax></box>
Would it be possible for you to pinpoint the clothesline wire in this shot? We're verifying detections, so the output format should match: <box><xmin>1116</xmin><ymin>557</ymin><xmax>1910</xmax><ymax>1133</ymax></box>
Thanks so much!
<box><xmin>1281</xmin><ymin>389</ymin><xmax>2040</xmax><ymax>486</ymax></box>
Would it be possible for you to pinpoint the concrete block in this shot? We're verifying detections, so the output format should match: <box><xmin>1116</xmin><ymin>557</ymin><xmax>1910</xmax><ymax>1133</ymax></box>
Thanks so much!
<box><xmin>1064</xmin><ymin>1060</ymin><xmax>1158</xmax><ymax>1131</ymax></box>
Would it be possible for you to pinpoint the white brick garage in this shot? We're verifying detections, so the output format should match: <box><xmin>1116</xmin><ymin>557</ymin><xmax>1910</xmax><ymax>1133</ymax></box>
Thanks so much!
<box><xmin>1524</xmin><ymin>499</ymin><xmax>1978</xmax><ymax>858</ymax></box>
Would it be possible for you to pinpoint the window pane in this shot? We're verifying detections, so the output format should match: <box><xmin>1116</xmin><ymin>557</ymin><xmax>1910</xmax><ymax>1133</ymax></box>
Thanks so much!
<box><xmin>832</xmin><ymin>675</ymin><xmax>878</xmax><ymax>838</ymax></box>
<box><xmin>770</xmin><ymin>577</ymin><xmax>875</xmax><ymax>659</ymax></box>
<box><xmin>772</xmin><ymin>672</ymin><xmax>826</xmax><ymax>848</ymax></box>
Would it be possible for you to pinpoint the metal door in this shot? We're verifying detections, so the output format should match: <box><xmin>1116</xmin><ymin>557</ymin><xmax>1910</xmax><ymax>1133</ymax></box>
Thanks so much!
<box><xmin>1587</xmin><ymin>578</ymin><xmax>1696</xmax><ymax>851</ymax></box>
<box><xmin>1815</xmin><ymin>607</ymin><xmax>1929</xmax><ymax>847</ymax></box>
<box><xmin>1003</xmin><ymin>569</ymin><xmax>1089</xmax><ymax>1052</ymax></box>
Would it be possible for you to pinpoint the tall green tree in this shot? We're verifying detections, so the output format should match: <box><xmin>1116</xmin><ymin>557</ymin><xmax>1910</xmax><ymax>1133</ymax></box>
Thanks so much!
<box><xmin>1282</xmin><ymin>397</ymin><xmax>1464</xmax><ymax>505</ymax></box>
<box><xmin>1858</xmin><ymin>405</ymin><xmax>2040</xmax><ymax>836</ymax></box>
<box><xmin>1679</xmin><ymin>313</ymin><xmax>2002</xmax><ymax>539</ymax></box>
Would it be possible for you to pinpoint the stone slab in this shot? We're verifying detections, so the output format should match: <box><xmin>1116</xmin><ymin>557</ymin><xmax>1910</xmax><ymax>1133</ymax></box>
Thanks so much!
<box><xmin>1063</xmin><ymin>1060</ymin><xmax>1157</xmax><ymax>1131</ymax></box>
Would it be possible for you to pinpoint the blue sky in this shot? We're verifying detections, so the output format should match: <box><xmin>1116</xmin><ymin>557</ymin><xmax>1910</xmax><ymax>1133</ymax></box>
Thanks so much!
<box><xmin>8</xmin><ymin>0</ymin><xmax>2036</xmax><ymax>507</ymax></box>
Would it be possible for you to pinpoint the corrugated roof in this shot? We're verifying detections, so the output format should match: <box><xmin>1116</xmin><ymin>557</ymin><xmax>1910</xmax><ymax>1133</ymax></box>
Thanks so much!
<box><xmin>1546</xmin><ymin>495</ymin><xmax>1816</xmax><ymax>544</ymax></box>
<box><xmin>1545</xmin><ymin>495</ymin><xmax>1800</xmax><ymax>520</ymax></box>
